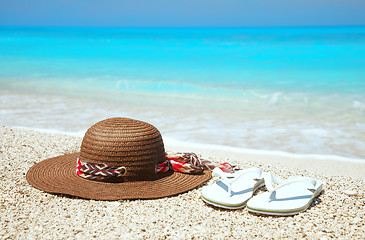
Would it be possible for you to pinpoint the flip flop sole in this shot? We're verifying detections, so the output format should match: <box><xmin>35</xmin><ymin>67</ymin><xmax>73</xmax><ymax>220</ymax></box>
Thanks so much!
<box><xmin>247</xmin><ymin>205</ymin><xmax>310</xmax><ymax>216</ymax></box>
<box><xmin>247</xmin><ymin>187</ymin><xmax>322</xmax><ymax>216</ymax></box>
<box><xmin>202</xmin><ymin>181</ymin><xmax>265</xmax><ymax>210</ymax></box>
<box><xmin>202</xmin><ymin>196</ymin><xmax>249</xmax><ymax>209</ymax></box>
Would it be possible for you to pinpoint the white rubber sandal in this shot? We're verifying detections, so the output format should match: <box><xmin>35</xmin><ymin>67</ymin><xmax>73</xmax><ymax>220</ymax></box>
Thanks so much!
<box><xmin>247</xmin><ymin>172</ymin><xmax>323</xmax><ymax>216</ymax></box>
<box><xmin>201</xmin><ymin>167</ymin><xmax>264</xmax><ymax>209</ymax></box>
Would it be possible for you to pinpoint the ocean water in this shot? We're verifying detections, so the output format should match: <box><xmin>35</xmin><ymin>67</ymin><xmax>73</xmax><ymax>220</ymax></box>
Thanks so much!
<box><xmin>1</xmin><ymin>26</ymin><xmax>365</xmax><ymax>160</ymax></box>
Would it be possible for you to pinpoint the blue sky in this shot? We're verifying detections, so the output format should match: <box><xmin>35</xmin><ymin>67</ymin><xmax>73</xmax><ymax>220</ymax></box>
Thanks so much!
<box><xmin>1</xmin><ymin>0</ymin><xmax>365</xmax><ymax>27</ymax></box>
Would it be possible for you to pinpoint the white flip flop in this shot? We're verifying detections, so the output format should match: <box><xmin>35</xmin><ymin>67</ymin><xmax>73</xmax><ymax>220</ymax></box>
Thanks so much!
<box><xmin>201</xmin><ymin>167</ymin><xmax>264</xmax><ymax>209</ymax></box>
<box><xmin>247</xmin><ymin>172</ymin><xmax>323</xmax><ymax>216</ymax></box>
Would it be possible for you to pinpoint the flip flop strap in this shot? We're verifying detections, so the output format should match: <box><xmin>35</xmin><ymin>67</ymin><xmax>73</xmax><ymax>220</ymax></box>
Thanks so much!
<box><xmin>262</xmin><ymin>172</ymin><xmax>285</xmax><ymax>192</ymax></box>
<box><xmin>265</xmin><ymin>175</ymin><xmax>317</xmax><ymax>202</ymax></box>
<box><xmin>225</xmin><ymin>169</ymin><xmax>263</xmax><ymax>197</ymax></box>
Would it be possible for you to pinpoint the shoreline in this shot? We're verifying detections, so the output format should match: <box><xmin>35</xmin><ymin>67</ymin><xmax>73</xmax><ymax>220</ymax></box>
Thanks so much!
<box><xmin>167</xmin><ymin>143</ymin><xmax>365</xmax><ymax>180</ymax></box>
<box><xmin>1</xmin><ymin>125</ymin><xmax>364</xmax><ymax>239</ymax></box>
<box><xmin>2</xmin><ymin>87</ymin><xmax>365</xmax><ymax>160</ymax></box>
<box><xmin>12</xmin><ymin>125</ymin><xmax>365</xmax><ymax>163</ymax></box>
<box><xmin>8</xmin><ymin>125</ymin><xmax>365</xmax><ymax>179</ymax></box>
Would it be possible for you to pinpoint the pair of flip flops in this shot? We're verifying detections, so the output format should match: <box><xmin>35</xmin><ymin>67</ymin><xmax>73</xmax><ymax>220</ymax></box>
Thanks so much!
<box><xmin>201</xmin><ymin>167</ymin><xmax>323</xmax><ymax>215</ymax></box>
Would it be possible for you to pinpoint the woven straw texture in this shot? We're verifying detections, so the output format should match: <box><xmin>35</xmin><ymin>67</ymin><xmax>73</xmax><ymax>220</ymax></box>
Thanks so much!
<box><xmin>26</xmin><ymin>118</ymin><xmax>211</xmax><ymax>200</ymax></box>
<box><xmin>80</xmin><ymin>117</ymin><xmax>166</xmax><ymax>181</ymax></box>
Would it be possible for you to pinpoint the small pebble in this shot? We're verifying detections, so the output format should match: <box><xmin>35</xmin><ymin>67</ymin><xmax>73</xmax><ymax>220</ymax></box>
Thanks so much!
<box><xmin>352</xmin><ymin>217</ymin><xmax>362</xmax><ymax>224</ymax></box>
<box><xmin>110</xmin><ymin>201</ymin><xmax>121</xmax><ymax>207</ymax></box>
<box><xmin>342</xmin><ymin>190</ymin><xmax>358</xmax><ymax>196</ymax></box>
<box><xmin>1</xmin><ymin>126</ymin><xmax>365</xmax><ymax>239</ymax></box>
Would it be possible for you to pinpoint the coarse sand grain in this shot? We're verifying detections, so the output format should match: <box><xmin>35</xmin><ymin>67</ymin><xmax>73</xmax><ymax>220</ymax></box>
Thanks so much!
<box><xmin>1</xmin><ymin>126</ymin><xmax>364</xmax><ymax>239</ymax></box>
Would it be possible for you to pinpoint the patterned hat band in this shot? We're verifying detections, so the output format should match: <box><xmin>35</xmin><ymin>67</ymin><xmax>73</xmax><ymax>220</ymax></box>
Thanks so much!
<box><xmin>76</xmin><ymin>152</ymin><xmax>241</xmax><ymax>181</ymax></box>
<box><xmin>76</xmin><ymin>158</ymin><xmax>127</xmax><ymax>180</ymax></box>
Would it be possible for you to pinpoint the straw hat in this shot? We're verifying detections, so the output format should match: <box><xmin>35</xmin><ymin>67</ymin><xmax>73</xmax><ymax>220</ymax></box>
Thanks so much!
<box><xmin>26</xmin><ymin>117</ymin><xmax>211</xmax><ymax>200</ymax></box>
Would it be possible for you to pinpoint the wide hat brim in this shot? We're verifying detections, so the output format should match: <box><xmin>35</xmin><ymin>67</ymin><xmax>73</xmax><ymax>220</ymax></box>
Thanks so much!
<box><xmin>26</xmin><ymin>153</ymin><xmax>212</xmax><ymax>200</ymax></box>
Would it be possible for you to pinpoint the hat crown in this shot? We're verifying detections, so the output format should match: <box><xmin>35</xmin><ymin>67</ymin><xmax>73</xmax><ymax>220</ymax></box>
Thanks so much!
<box><xmin>79</xmin><ymin>117</ymin><xmax>165</xmax><ymax>181</ymax></box>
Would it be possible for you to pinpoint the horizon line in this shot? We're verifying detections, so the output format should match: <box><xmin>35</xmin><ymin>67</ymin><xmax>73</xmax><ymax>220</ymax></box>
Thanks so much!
<box><xmin>1</xmin><ymin>24</ymin><xmax>365</xmax><ymax>29</ymax></box>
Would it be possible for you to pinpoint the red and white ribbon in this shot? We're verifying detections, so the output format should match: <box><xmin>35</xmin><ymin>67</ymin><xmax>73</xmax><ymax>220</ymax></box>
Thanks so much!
<box><xmin>76</xmin><ymin>158</ymin><xmax>127</xmax><ymax>180</ymax></box>
<box><xmin>158</xmin><ymin>152</ymin><xmax>240</xmax><ymax>174</ymax></box>
<box><xmin>77</xmin><ymin>152</ymin><xmax>240</xmax><ymax>180</ymax></box>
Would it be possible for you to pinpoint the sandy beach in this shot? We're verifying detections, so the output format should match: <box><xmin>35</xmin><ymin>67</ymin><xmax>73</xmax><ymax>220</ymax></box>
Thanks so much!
<box><xmin>1</xmin><ymin>125</ymin><xmax>364</xmax><ymax>239</ymax></box>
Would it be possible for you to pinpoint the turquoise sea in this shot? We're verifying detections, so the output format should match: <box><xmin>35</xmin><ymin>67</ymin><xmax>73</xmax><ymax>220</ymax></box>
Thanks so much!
<box><xmin>1</xmin><ymin>26</ymin><xmax>365</xmax><ymax>159</ymax></box>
